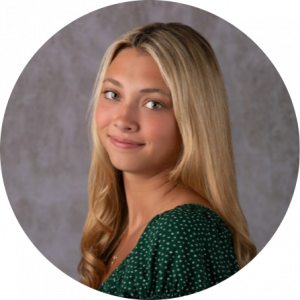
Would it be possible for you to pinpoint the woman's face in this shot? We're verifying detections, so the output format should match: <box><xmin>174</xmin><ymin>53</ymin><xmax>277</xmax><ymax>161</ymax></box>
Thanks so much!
<box><xmin>96</xmin><ymin>47</ymin><xmax>182</xmax><ymax>176</ymax></box>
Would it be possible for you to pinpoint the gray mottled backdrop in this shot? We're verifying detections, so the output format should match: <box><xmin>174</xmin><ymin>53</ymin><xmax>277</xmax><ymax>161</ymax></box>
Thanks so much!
<box><xmin>0</xmin><ymin>1</ymin><xmax>298</xmax><ymax>281</ymax></box>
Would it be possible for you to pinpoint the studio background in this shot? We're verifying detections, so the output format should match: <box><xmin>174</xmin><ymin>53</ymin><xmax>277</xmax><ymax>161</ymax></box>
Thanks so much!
<box><xmin>0</xmin><ymin>0</ymin><xmax>298</xmax><ymax>281</ymax></box>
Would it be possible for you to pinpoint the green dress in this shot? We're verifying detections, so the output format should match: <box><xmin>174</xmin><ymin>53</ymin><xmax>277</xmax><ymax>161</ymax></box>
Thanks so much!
<box><xmin>98</xmin><ymin>204</ymin><xmax>239</xmax><ymax>299</ymax></box>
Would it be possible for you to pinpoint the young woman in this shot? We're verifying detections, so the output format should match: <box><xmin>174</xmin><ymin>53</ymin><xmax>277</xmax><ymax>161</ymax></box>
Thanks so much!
<box><xmin>78</xmin><ymin>22</ymin><xmax>257</xmax><ymax>299</ymax></box>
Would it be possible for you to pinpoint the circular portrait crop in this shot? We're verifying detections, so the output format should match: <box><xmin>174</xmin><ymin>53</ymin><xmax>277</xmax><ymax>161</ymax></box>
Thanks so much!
<box><xmin>0</xmin><ymin>1</ymin><xmax>298</xmax><ymax>299</ymax></box>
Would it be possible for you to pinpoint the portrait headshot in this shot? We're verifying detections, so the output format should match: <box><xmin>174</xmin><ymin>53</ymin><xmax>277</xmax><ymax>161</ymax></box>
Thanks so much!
<box><xmin>0</xmin><ymin>1</ymin><xmax>298</xmax><ymax>299</ymax></box>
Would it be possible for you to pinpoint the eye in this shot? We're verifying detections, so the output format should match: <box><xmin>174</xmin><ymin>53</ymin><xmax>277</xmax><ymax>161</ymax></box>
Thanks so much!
<box><xmin>145</xmin><ymin>100</ymin><xmax>163</xmax><ymax>110</ymax></box>
<box><xmin>103</xmin><ymin>90</ymin><xmax>119</xmax><ymax>100</ymax></box>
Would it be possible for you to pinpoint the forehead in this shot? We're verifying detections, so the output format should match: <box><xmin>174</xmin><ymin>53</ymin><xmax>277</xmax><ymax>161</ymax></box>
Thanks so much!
<box><xmin>105</xmin><ymin>48</ymin><xmax>168</xmax><ymax>88</ymax></box>
<box><xmin>107</xmin><ymin>48</ymin><xmax>158</xmax><ymax>72</ymax></box>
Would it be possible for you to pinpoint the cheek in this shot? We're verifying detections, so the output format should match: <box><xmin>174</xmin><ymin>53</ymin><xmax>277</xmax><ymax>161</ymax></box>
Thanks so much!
<box><xmin>146</xmin><ymin>115</ymin><xmax>181</xmax><ymax>147</ymax></box>
<box><xmin>96</xmin><ymin>102</ymin><xmax>111</xmax><ymax>130</ymax></box>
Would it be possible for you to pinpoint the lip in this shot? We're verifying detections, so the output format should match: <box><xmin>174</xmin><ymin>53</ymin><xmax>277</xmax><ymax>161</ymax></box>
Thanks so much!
<box><xmin>110</xmin><ymin>135</ymin><xmax>143</xmax><ymax>144</ymax></box>
<box><xmin>109</xmin><ymin>135</ymin><xmax>145</xmax><ymax>149</ymax></box>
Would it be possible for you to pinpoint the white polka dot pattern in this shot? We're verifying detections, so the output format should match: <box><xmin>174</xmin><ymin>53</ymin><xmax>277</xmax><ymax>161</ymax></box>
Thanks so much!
<box><xmin>98</xmin><ymin>204</ymin><xmax>239</xmax><ymax>299</ymax></box>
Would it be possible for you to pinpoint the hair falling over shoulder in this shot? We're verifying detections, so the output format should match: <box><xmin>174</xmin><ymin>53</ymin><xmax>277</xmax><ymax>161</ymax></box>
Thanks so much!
<box><xmin>78</xmin><ymin>22</ymin><xmax>257</xmax><ymax>289</ymax></box>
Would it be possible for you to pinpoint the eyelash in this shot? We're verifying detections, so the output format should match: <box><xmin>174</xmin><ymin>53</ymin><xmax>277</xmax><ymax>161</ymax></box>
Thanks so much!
<box><xmin>102</xmin><ymin>90</ymin><xmax>163</xmax><ymax>110</ymax></box>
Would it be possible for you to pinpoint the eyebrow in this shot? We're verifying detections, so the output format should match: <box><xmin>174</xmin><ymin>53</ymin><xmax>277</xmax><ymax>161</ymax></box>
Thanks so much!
<box><xmin>103</xmin><ymin>78</ymin><xmax>171</xmax><ymax>99</ymax></box>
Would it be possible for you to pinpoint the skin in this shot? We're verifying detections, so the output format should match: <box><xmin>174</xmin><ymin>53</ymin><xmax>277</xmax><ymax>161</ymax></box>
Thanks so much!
<box><xmin>96</xmin><ymin>48</ymin><xmax>210</xmax><ymax>235</ymax></box>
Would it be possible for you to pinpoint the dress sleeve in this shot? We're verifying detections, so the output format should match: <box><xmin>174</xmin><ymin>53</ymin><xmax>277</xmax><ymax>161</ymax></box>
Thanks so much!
<box><xmin>142</xmin><ymin>207</ymin><xmax>239</xmax><ymax>299</ymax></box>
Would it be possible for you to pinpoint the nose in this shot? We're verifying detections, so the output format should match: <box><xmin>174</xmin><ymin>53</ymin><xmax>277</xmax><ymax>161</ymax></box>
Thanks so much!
<box><xmin>113</xmin><ymin>103</ymin><xmax>139</xmax><ymax>132</ymax></box>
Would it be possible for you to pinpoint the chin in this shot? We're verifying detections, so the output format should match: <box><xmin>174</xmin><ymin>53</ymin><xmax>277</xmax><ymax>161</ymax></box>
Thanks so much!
<box><xmin>110</xmin><ymin>159</ymin><xmax>143</xmax><ymax>173</ymax></box>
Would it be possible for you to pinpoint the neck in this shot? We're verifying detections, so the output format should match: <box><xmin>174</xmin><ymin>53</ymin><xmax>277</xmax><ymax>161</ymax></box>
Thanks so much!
<box><xmin>122</xmin><ymin>169</ymin><xmax>179</xmax><ymax>234</ymax></box>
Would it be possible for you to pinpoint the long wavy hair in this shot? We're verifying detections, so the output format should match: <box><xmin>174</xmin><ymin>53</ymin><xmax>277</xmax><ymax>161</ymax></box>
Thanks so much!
<box><xmin>78</xmin><ymin>22</ymin><xmax>257</xmax><ymax>289</ymax></box>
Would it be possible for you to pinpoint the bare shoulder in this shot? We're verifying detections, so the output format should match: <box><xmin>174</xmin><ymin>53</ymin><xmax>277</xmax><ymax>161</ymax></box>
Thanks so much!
<box><xmin>163</xmin><ymin>188</ymin><xmax>215</xmax><ymax>213</ymax></box>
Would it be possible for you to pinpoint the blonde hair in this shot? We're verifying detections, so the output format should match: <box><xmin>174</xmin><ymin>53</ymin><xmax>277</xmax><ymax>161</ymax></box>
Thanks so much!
<box><xmin>78</xmin><ymin>22</ymin><xmax>257</xmax><ymax>289</ymax></box>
